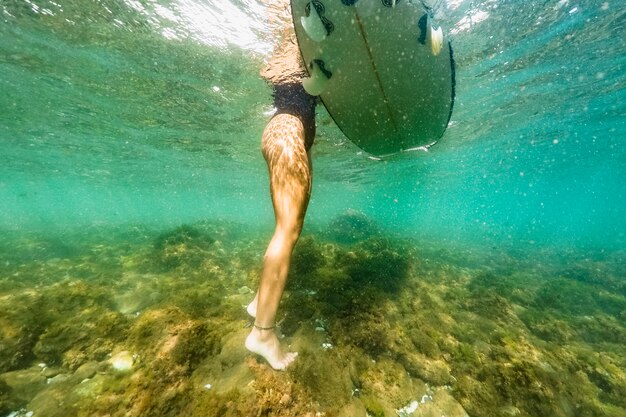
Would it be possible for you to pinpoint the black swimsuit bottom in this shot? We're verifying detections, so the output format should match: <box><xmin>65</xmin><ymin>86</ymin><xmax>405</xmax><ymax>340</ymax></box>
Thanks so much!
<box><xmin>272</xmin><ymin>83</ymin><xmax>317</xmax><ymax>151</ymax></box>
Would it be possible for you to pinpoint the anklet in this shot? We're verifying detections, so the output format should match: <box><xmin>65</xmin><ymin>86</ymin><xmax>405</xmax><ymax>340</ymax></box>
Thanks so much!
<box><xmin>254</xmin><ymin>323</ymin><xmax>275</xmax><ymax>331</ymax></box>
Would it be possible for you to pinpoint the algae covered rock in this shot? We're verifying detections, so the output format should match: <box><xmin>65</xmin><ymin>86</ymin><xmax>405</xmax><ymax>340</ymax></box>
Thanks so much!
<box><xmin>327</xmin><ymin>210</ymin><xmax>381</xmax><ymax>244</ymax></box>
<box><xmin>289</xmin><ymin>236</ymin><xmax>327</xmax><ymax>281</ymax></box>
<box><xmin>339</xmin><ymin>237</ymin><xmax>411</xmax><ymax>293</ymax></box>
<box><xmin>0</xmin><ymin>377</ymin><xmax>20</xmax><ymax>417</ymax></box>
<box><xmin>170</xmin><ymin>321</ymin><xmax>220</xmax><ymax>373</ymax></box>
<box><xmin>33</xmin><ymin>306</ymin><xmax>128</xmax><ymax>370</ymax></box>
<box><xmin>109</xmin><ymin>351</ymin><xmax>135</xmax><ymax>372</ymax></box>
<box><xmin>153</xmin><ymin>225</ymin><xmax>215</xmax><ymax>269</ymax></box>
<box><xmin>0</xmin><ymin>366</ymin><xmax>46</xmax><ymax>405</ymax></box>
<box><xmin>0</xmin><ymin>302</ymin><xmax>43</xmax><ymax>373</ymax></box>
<box><xmin>1</xmin><ymin>223</ymin><xmax>625</xmax><ymax>417</ymax></box>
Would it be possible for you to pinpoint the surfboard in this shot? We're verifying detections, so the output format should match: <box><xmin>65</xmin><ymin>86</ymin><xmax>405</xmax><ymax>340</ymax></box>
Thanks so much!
<box><xmin>291</xmin><ymin>0</ymin><xmax>455</xmax><ymax>157</ymax></box>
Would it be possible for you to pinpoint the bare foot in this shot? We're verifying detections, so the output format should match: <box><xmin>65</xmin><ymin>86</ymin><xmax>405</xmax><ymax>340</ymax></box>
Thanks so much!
<box><xmin>245</xmin><ymin>327</ymin><xmax>297</xmax><ymax>370</ymax></box>
<box><xmin>247</xmin><ymin>293</ymin><xmax>258</xmax><ymax>318</ymax></box>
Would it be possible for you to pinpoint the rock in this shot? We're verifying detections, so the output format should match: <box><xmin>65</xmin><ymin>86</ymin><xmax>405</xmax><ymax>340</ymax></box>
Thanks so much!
<box><xmin>400</xmin><ymin>352</ymin><xmax>452</xmax><ymax>386</ymax></box>
<box><xmin>0</xmin><ymin>378</ymin><xmax>20</xmax><ymax>416</ymax></box>
<box><xmin>416</xmin><ymin>388</ymin><xmax>469</xmax><ymax>417</ymax></box>
<box><xmin>72</xmin><ymin>361</ymin><xmax>99</xmax><ymax>381</ymax></box>
<box><xmin>238</xmin><ymin>286</ymin><xmax>253</xmax><ymax>295</ymax></box>
<box><xmin>27</xmin><ymin>372</ymin><xmax>109</xmax><ymax>417</ymax></box>
<box><xmin>41</xmin><ymin>367</ymin><xmax>63</xmax><ymax>379</ymax></box>
<box><xmin>27</xmin><ymin>384</ymin><xmax>75</xmax><ymax>417</ymax></box>
<box><xmin>45</xmin><ymin>374</ymin><xmax>69</xmax><ymax>385</ymax></box>
<box><xmin>327</xmin><ymin>210</ymin><xmax>381</xmax><ymax>244</ymax></box>
<box><xmin>109</xmin><ymin>351</ymin><xmax>134</xmax><ymax>372</ymax></box>
<box><xmin>70</xmin><ymin>373</ymin><xmax>108</xmax><ymax>398</ymax></box>
<box><xmin>0</xmin><ymin>367</ymin><xmax>46</xmax><ymax>403</ymax></box>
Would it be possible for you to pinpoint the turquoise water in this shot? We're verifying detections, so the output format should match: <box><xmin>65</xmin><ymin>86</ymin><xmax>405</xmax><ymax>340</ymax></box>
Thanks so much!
<box><xmin>2</xmin><ymin>0</ymin><xmax>623</xmax><ymax>247</ymax></box>
<box><xmin>1</xmin><ymin>1</ymin><xmax>625</xmax><ymax>416</ymax></box>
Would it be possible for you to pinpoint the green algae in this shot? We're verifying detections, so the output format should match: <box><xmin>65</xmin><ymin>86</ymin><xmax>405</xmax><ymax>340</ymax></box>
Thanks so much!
<box><xmin>0</xmin><ymin>223</ymin><xmax>625</xmax><ymax>417</ymax></box>
<box><xmin>325</xmin><ymin>210</ymin><xmax>382</xmax><ymax>244</ymax></box>
<box><xmin>152</xmin><ymin>224</ymin><xmax>216</xmax><ymax>270</ymax></box>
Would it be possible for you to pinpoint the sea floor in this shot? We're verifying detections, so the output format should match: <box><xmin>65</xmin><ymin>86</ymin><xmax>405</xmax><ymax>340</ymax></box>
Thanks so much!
<box><xmin>0</xmin><ymin>218</ymin><xmax>624</xmax><ymax>417</ymax></box>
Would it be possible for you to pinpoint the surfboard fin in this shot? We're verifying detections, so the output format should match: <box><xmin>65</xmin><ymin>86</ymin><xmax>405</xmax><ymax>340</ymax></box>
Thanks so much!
<box><xmin>428</xmin><ymin>23</ymin><xmax>444</xmax><ymax>56</ymax></box>
<box><xmin>301</xmin><ymin>2</ymin><xmax>327</xmax><ymax>42</ymax></box>
<box><xmin>302</xmin><ymin>59</ymin><xmax>332</xmax><ymax>96</ymax></box>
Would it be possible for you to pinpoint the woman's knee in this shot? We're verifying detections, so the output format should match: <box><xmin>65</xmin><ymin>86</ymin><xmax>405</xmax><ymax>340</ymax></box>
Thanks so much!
<box><xmin>277</xmin><ymin>221</ymin><xmax>304</xmax><ymax>247</ymax></box>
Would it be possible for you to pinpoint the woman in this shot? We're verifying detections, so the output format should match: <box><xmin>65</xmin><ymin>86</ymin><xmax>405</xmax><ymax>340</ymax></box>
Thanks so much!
<box><xmin>244</xmin><ymin>0</ymin><xmax>317</xmax><ymax>370</ymax></box>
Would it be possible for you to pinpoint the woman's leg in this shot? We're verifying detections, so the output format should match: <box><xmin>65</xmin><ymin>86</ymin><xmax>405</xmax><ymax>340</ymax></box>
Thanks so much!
<box><xmin>245</xmin><ymin>113</ymin><xmax>312</xmax><ymax>370</ymax></box>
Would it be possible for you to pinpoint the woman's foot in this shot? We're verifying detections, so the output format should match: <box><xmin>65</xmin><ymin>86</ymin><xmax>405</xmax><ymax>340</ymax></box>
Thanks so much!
<box><xmin>247</xmin><ymin>293</ymin><xmax>258</xmax><ymax>318</ymax></box>
<box><xmin>245</xmin><ymin>327</ymin><xmax>297</xmax><ymax>370</ymax></box>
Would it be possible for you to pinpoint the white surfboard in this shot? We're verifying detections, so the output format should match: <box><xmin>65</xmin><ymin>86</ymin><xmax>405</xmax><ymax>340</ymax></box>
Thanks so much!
<box><xmin>292</xmin><ymin>0</ymin><xmax>455</xmax><ymax>156</ymax></box>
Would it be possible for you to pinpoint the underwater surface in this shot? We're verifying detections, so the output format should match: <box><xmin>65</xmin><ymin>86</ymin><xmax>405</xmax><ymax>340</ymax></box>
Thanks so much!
<box><xmin>0</xmin><ymin>0</ymin><xmax>625</xmax><ymax>416</ymax></box>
